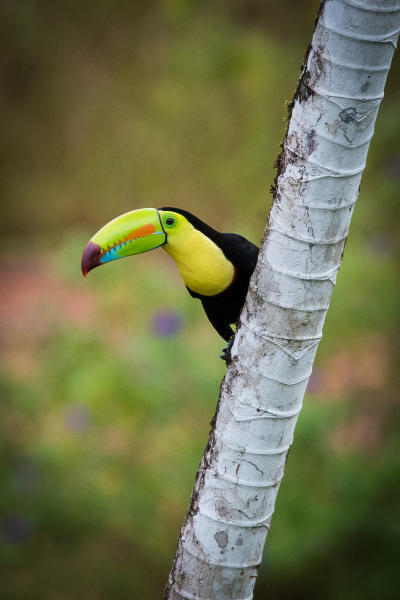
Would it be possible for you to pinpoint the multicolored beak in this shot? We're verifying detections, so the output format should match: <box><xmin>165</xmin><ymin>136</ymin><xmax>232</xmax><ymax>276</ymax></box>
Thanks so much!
<box><xmin>81</xmin><ymin>208</ymin><xmax>166</xmax><ymax>277</ymax></box>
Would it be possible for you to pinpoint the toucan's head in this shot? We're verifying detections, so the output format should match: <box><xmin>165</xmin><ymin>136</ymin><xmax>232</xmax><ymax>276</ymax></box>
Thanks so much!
<box><xmin>81</xmin><ymin>207</ymin><xmax>204</xmax><ymax>277</ymax></box>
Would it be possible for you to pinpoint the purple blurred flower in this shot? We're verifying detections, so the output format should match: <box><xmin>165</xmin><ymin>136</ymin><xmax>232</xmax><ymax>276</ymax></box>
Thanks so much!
<box><xmin>65</xmin><ymin>404</ymin><xmax>91</xmax><ymax>432</ymax></box>
<box><xmin>2</xmin><ymin>515</ymin><xmax>32</xmax><ymax>544</ymax></box>
<box><xmin>152</xmin><ymin>310</ymin><xmax>181</xmax><ymax>337</ymax></box>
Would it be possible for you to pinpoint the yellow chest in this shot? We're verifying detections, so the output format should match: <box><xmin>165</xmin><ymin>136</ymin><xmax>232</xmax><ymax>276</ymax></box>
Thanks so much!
<box><xmin>163</xmin><ymin>228</ymin><xmax>234</xmax><ymax>296</ymax></box>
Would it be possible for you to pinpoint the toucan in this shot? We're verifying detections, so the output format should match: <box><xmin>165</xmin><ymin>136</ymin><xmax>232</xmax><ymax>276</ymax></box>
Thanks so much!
<box><xmin>81</xmin><ymin>208</ymin><xmax>259</xmax><ymax>356</ymax></box>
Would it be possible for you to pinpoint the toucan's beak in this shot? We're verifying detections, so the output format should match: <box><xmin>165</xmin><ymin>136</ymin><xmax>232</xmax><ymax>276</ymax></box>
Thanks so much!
<box><xmin>81</xmin><ymin>208</ymin><xmax>166</xmax><ymax>277</ymax></box>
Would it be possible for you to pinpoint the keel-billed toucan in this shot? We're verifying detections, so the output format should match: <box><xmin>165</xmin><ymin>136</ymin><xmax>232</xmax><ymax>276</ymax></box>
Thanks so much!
<box><xmin>81</xmin><ymin>208</ymin><xmax>259</xmax><ymax>351</ymax></box>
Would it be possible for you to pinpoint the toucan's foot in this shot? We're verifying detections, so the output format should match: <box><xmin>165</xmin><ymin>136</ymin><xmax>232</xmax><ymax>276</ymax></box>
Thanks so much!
<box><xmin>220</xmin><ymin>338</ymin><xmax>233</xmax><ymax>362</ymax></box>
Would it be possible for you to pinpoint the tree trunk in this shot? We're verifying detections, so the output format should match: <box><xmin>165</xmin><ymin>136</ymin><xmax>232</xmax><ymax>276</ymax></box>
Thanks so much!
<box><xmin>164</xmin><ymin>1</ymin><xmax>400</xmax><ymax>599</ymax></box>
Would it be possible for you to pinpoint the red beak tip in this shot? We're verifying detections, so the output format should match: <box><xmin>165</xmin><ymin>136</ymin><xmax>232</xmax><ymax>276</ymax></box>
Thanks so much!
<box><xmin>81</xmin><ymin>241</ymin><xmax>102</xmax><ymax>278</ymax></box>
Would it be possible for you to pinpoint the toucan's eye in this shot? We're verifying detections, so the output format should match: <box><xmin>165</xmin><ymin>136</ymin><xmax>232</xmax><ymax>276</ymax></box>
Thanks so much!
<box><xmin>165</xmin><ymin>216</ymin><xmax>176</xmax><ymax>227</ymax></box>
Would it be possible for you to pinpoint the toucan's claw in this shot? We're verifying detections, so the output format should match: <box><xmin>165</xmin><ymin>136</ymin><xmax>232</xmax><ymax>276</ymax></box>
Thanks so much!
<box><xmin>220</xmin><ymin>338</ymin><xmax>233</xmax><ymax>362</ymax></box>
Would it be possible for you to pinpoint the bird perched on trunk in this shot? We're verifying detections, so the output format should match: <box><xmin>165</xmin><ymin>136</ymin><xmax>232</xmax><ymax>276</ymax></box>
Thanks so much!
<box><xmin>81</xmin><ymin>207</ymin><xmax>259</xmax><ymax>358</ymax></box>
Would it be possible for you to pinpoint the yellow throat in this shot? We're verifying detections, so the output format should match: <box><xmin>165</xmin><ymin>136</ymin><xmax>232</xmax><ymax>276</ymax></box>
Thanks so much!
<box><xmin>162</xmin><ymin>221</ymin><xmax>234</xmax><ymax>296</ymax></box>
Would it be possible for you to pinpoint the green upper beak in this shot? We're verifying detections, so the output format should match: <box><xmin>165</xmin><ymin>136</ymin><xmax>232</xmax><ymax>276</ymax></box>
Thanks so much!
<box><xmin>81</xmin><ymin>208</ymin><xmax>166</xmax><ymax>277</ymax></box>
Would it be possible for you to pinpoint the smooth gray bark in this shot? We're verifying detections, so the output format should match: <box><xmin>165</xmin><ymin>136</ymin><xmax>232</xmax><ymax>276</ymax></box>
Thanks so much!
<box><xmin>164</xmin><ymin>2</ymin><xmax>400</xmax><ymax>599</ymax></box>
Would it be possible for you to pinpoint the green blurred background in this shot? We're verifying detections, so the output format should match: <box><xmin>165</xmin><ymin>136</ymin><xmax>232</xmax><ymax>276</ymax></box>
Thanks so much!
<box><xmin>1</xmin><ymin>1</ymin><xmax>399</xmax><ymax>598</ymax></box>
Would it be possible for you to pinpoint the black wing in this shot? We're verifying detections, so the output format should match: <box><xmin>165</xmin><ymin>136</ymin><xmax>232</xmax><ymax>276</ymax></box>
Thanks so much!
<box><xmin>219</xmin><ymin>233</ymin><xmax>259</xmax><ymax>276</ymax></box>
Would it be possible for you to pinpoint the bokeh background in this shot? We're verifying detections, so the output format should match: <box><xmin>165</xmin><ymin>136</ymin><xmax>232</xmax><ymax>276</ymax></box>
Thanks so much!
<box><xmin>1</xmin><ymin>1</ymin><xmax>400</xmax><ymax>598</ymax></box>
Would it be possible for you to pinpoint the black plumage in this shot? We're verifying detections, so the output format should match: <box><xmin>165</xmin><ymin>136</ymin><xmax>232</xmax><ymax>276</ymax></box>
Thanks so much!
<box><xmin>160</xmin><ymin>208</ymin><xmax>259</xmax><ymax>341</ymax></box>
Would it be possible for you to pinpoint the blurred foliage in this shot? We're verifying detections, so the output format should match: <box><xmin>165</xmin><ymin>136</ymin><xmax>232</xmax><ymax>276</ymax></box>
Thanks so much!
<box><xmin>1</xmin><ymin>1</ymin><xmax>400</xmax><ymax>599</ymax></box>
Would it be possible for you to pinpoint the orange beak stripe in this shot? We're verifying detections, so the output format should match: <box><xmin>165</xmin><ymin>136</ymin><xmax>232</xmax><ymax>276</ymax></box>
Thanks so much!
<box><xmin>122</xmin><ymin>223</ymin><xmax>156</xmax><ymax>242</ymax></box>
<box><xmin>101</xmin><ymin>223</ymin><xmax>157</xmax><ymax>257</ymax></box>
